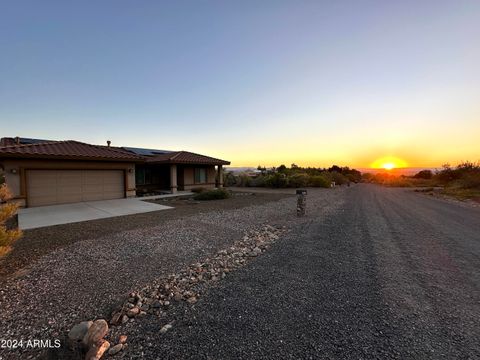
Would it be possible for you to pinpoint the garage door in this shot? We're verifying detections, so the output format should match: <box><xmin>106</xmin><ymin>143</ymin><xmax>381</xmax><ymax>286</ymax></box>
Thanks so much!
<box><xmin>27</xmin><ymin>170</ymin><xmax>124</xmax><ymax>207</ymax></box>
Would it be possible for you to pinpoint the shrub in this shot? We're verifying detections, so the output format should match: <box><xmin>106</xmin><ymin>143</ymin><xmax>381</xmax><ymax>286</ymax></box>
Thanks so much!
<box><xmin>237</xmin><ymin>175</ymin><xmax>251</xmax><ymax>187</ymax></box>
<box><xmin>224</xmin><ymin>172</ymin><xmax>237</xmax><ymax>187</ymax></box>
<box><xmin>330</xmin><ymin>171</ymin><xmax>349</xmax><ymax>185</ymax></box>
<box><xmin>309</xmin><ymin>175</ymin><xmax>331</xmax><ymax>188</ymax></box>
<box><xmin>250</xmin><ymin>175</ymin><xmax>266</xmax><ymax>187</ymax></box>
<box><xmin>0</xmin><ymin>184</ymin><xmax>22</xmax><ymax>257</ymax></box>
<box><xmin>288</xmin><ymin>173</ymin><xmax>309</xmax><ymax>188</ymax></box>
<box><xmin>190</xmin><ymin>187</ymin><xmax>206</xmax><ymax>193</ymax></box>
<box><xmin>413</xmin><ymin>170</ymin><xmax>433</xmax><ymax>179</ymax></box>
<box><xmin>264</xmin><ymin>173</ymin><xmax>288</xmax><ymax>188</ymax></box>
<box><xmin>193</xmin><ymin>189</ymin><xmax>231</xmax><ymax>201</ymax></box>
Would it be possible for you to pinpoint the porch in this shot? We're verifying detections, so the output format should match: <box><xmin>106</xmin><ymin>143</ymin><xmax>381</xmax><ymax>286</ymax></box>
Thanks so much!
<box><xmin>135</xmin><ymin>163</ymin><xmax>224</xmax><ymax>196</ymax></box>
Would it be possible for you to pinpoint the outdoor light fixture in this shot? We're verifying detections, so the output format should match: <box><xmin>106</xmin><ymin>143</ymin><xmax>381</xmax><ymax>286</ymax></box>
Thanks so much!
<box><xmin>128</xmin><ymin>168</ymin><xmax>133</xmax><ymax>173</ymax></box>
<box><xmin>10</xmin><ymin>169</ymin><xmax>17</xmax><ymax>174</ymax></box>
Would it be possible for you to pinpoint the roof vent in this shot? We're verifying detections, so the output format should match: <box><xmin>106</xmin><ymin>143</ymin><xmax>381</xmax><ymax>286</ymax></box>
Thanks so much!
<box><xmin>15</xmin><ymin>136</ymin><xmax>20</xmax><ymax>145</ymax></box>
<box><xmin>107</xmin><ymin>140</ymin><xmax>111</xmax><ymax>147</ymax></box>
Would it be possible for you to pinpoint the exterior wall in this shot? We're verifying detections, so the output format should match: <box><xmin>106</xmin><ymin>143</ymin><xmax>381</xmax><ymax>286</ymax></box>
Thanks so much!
<box><xmin>178</xmin><ymin>165</ymin><xmax>216</xmax><ymax>191</ymax></box>
<box><xmin>1</xmin><ymin>159</ymin><xmax>136</xmax><ymax>207</ymax></box>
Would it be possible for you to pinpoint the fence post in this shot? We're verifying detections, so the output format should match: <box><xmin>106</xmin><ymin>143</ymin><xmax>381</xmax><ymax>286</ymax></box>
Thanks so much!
<box><xmin>296</xmin><ymin>189</ymin><xmax>307</xmax><ymax>216</ymax></box>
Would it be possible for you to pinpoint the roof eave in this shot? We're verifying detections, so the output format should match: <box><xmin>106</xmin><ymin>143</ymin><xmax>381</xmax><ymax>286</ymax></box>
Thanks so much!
<box><xmin>146</xmin><ymin>159</ymin><xmax>230</xmax><ymax>166</ymax></box>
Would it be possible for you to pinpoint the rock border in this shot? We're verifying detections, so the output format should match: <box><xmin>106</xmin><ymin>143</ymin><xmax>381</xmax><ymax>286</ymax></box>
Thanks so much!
<box><xmin>69</xmin><ymin>224</ymin><xmax>287</xmax><ymax>359</ymax></box>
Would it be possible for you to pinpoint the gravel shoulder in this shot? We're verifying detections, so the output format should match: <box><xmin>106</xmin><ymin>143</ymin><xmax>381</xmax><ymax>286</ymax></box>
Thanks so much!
<box><xmin>0</xmin><ymin>188</ymin><xmax>344</xmax><ymax>360</ymax></box>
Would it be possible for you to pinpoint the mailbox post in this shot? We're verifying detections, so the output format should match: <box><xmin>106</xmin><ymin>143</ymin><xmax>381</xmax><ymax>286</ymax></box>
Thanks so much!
<box><xmin>296</xmin><ymin>189</ymin><xmax>307</xmax><ymax>216</ymax></box>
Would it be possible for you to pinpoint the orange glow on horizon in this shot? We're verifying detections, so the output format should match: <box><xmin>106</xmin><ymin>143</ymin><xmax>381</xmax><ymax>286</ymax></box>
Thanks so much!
<box><xmin>370</xmin><ymin>156</ymin><xmax>408</xmax><ymax>169</ymax></box>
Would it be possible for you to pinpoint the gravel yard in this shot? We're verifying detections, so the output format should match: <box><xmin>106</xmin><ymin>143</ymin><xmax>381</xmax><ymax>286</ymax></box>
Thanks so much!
<box><xmin>0</xmin><ymin>188</ymin><xmax>344</xmax><ymax>360</ymax></box>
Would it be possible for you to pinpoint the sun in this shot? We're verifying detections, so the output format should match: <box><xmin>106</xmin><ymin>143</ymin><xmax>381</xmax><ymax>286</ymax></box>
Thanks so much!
<box><xmin>370</xmin><ymin>156</ymin><xmax>408</xmax><ymax>170</ymax></box>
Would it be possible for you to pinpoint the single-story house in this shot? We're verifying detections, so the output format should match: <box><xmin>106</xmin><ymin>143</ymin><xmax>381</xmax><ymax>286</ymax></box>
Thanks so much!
<box><xmin>0</xmin><ymin>137</ymin><xmax>230</xmax><ymax>207</ymax></box>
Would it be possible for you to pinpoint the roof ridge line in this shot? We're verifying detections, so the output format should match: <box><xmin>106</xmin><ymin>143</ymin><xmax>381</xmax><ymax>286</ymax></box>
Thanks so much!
<box><xmin>0</xmin><ymin>139</ymin><xmax>63</xmax><ymax>150</ymax></box>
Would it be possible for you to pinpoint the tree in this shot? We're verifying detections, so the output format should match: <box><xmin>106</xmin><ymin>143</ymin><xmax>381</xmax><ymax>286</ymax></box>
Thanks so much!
<box><xmin>0</xmin><ymin>184</ymin><xmax>22</xmax><ymax>257</ymax></box>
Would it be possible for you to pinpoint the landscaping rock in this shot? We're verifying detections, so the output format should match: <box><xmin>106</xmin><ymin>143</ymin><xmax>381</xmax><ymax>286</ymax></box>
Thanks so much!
<box><xmin>118</xmin><ymin>335</ymin><xmax>128</xmax><ymax>344</ymax></box>
<box><xmin>127</xmin><ymin>307</ymin><xmax>140</xmax><ymax>318</ymax></box>
<box><xmin>85</xmin><ymin>339</ymin><xmax>110</xmax><ymax>360</ymax></box>
<box><xmin>68</xmin><ymin>321</ymin><xmax>92</xmax><ymax>342</ymax></box>
<box><xmin>160</xmin><ymin>323</ymin><xmax>173</xmax><ymax>334</ymax></box>
<box><xmin>83</xmin><ymin>319</ymin><xmax>108</xmax><ymax>347</ymax></box>
<box><xmin>108</xmin><ymin>343</ymin><xmax>123</xmax><ymax>356</ymax></box>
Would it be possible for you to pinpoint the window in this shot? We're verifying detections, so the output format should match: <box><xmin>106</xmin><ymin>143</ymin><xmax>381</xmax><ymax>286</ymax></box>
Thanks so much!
<box><xmin>136</xmin><ymin>167</ymin><xmax>145</xmax><ymax>185</ymax></box>
<box><xmin>194</xmin><ymin>168</ymin><xmax>207</xmax><ymax>184</ymax></box>
<box><xmin>135</xmin><ymin>167</ymin><xmax>153</xmax><ymax>185</ymax></box>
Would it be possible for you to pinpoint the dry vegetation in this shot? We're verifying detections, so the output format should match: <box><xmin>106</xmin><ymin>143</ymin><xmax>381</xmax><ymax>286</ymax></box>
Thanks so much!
<box><xmin>363</xmin><ymin>162</ymin><xmax>480</xmax><ymax>201</ymax></box>
<box><xmin>225</xmin><ymin>164</ymin><xmax>362</xmax><ymax>189</ymax></box>
<box><xmin>0</xmin><ymin>184</ymin><xmax>22</xmax><ymax>257</ymax></box>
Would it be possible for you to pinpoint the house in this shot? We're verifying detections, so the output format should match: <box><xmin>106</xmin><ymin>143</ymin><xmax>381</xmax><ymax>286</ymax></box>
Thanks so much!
<box><xmin>0</xmin><ymin>137</ymin><xmax>230</xmax><ymax>207</ymax></box>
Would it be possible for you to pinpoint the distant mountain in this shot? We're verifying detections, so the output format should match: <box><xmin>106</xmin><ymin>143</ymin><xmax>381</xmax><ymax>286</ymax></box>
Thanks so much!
<box><xmin>225</xmin><ymin>167</ymin><xmax>258</xmax><ymax>173</ymax></box>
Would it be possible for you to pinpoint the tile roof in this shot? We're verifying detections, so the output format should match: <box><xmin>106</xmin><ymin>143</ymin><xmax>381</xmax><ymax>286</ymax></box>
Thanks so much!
<box><xmin>147</xmin><ymin>151</ymin><xmax>230</xmax><ymax>165</ymax></box>
<box><xmin>0</xmin><ymin>140</ymin><xmax>144</xmax><ymax>161</ymax></box>
<box><xmin>0</xmin><ymin>138</ymin><xmax>230</xmax><ymax>165</ymax></box>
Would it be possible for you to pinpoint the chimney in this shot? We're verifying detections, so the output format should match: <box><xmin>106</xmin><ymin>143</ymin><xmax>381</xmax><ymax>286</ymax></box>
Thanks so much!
<box><xmin>15</xmin><ymin>136</ymin><xmax>20</xmax><ymax>145</ymax></box>
<box><xmin>107</xmin><ymin>140</ymin><xmax>111</xmax><ymax>147</ymax></box>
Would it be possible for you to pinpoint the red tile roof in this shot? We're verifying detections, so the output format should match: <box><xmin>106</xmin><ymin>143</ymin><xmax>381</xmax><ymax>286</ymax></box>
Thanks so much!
<box><xmin>147</xmin><ymin>151</ymin><xmax>230</xmax><ymax>165</ymax></box>
<box><xmin>0</xmin><ymin>140</ymin><xmax>144</xmax><ymax>162</ymax></box>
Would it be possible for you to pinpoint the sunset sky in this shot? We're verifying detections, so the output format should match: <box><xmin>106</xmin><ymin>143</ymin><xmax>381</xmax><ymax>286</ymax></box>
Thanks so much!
<box><xmin>1</xmin><ymin>1</ymin><xmax>479</xmax><ymax>168</ymax></box>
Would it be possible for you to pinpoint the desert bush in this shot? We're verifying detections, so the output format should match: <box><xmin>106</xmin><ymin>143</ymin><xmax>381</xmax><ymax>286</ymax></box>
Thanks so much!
<box><xmin>250</xmin><ymin>175</ymin><xmax>266</xmax><ymax>187</ymax></box>
<box><xmin>309</xmin><ymin>175</ymin><xmax>331</xmax><ymax>188</ymax></box>
<box><xmin>0</xmin><ymin>184</ymin><xmax>22</xmax><ymax>257</ymax></box>
<box><xmin>190</xmin><ymin>187</ymin><xmax>206</xmax><ymax>193</ymax></box>
<box><xmin>223</xmin><ymin>172</ymin><xmax>237</xmax><ymax>187</ymax></box>
<box><xmin>193</xmin><ymin>188</ymin><xmax>230</xmax><ymax>201</ymax></box>
<box><xmin>264</xmin><ymin>173</ymin><xmax>288</xmax><ymax>188</ymax></box>
<box><xmin>413</xmin><ymin>170</ymin><xmax>433</xmax><ymax>179</ymax></box>
<box><xmin>237</xmin><ymin>175</ymin><xmax>252</xmax><ymax>187</ymax></box>
<box><xmin>329</xmin><ymin>171</ymin><xmax>349</xmax><ymax>185</ymax></box>
<box><xmin>288</xmin><ymin>173</ymin><xmax>309</xmax><ymax>188</ymax></box>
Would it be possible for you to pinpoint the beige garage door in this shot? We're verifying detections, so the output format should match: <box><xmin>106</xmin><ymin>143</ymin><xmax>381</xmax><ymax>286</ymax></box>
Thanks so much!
<box><xmin>27</xmin><ymin>170</ymin><xmax>124</xmax><ymax>207</ymax></box>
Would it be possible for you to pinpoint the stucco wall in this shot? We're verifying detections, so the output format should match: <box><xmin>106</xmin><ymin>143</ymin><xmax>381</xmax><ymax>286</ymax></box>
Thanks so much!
<box><xmin>178</xmin><ymin>165</ymin><xmax>216</xmax><ymax>190</ymax></box>
<box><xmin>1</xmin><ymin>159</ymin><xmax>136</xmax><ymax>207</ymax></box>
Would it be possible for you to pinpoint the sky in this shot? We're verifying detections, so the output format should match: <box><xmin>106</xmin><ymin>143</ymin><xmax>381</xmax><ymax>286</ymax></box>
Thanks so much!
<box><xmin>1</xmin><ymin>0</ymin><xmax>479</xmax><ymax>168</ymax></box>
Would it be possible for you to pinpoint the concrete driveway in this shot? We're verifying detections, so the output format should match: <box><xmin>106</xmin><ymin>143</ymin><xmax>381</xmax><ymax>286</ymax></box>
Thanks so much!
<box><xmin>19</xmin><ymin>198</ymin><xmax>172</xmax><ymax>230</ymax></box>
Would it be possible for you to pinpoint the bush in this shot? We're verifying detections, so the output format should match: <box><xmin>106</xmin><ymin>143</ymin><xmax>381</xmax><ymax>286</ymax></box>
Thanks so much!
<box><xmin>250</xmin><ymin>175</ymin><xmax>266</xmax><ymax>187</ymax></box>
<box><xmin>224</xmin><ymin>172</ymin><xmax>237</xmax><ymax>187</ymax></box>
<box><xmin>193</xmin><ymin>189</ymin><xmax>231</xmax><ymax>201</ymax></box>
<box><xmin>309</xmin><ymin>175</ymin><xmax>331</xmax><ymax>188</ymax></box>
<box><xmin>237</xmin><ymin>175</ymin><xmax>251</xmax><ymax>187</ymax></box>
<box><xmin>191</xmin><ymin>187</ymin><xmax>206</xmax><ymax>193</ymax></box>
<box><xmin>288</xmin><ymin>173</ymin><xmax>309</xmax><ymax>188</ymax></box>
<box><xmin>413</xmin><ymin>170</ymin><xmax>433</xmax><ymax>179</ymax></box>
<box><xmin>264</xmin><ymin>173</ymin><xmax>288</xmax><ymax>188</ymax></box>
<box><xmin>0</xmin><ymin>184</ymin><xmax>22</xmax><ymax>257</ymax></box>
<box><xmin>330</xmin><ymin>171</ymin><xmax>349</xmax><ymax>185</ymax></box>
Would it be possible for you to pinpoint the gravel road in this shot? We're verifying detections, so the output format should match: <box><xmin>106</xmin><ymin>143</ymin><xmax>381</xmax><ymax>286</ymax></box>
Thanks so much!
<box><xmin>124</xmin><ymin>184</ymin><xmax>480</xmax><ymax>359</ymax></box>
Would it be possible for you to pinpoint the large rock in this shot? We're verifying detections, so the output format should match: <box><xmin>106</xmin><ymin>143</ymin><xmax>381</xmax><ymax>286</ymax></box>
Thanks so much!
<box><xmin>68</xmin><ymin>321</ymin><xmax>93</xmax><ymax>342</ymax></box>
<box><xmin>127</xmin><ymin>307</ymin><xmax>140</xmax><ymax>318</ymax></box>
<box><xmin>108</xmin><ymin>343</ymin><xmax>123</xmax><ymax>356</ymax></box>
<box><xmin>83</xmin><ymin>319</ymin><xmax>109</xmax><ymax>347</ymax></box>
<box><xmin>85</xmin><ymin>339</ymin><xmax>110</xmax><ymax>360</ymax></box>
